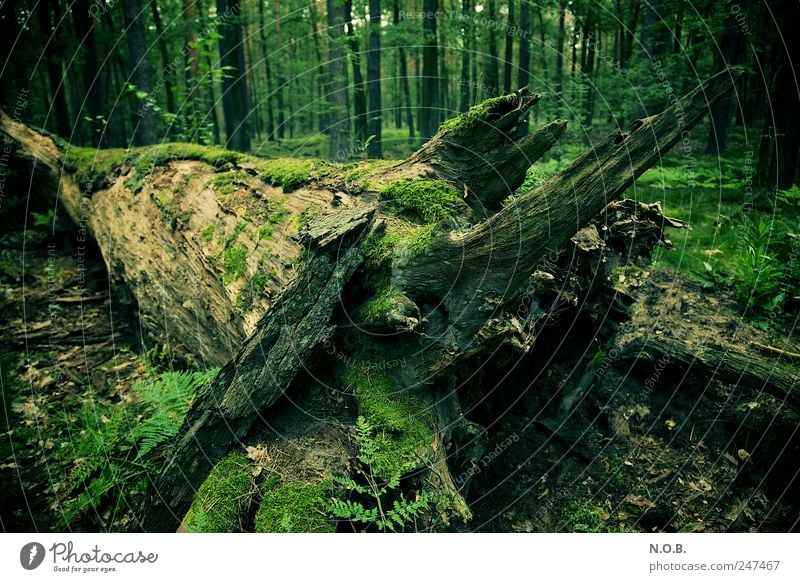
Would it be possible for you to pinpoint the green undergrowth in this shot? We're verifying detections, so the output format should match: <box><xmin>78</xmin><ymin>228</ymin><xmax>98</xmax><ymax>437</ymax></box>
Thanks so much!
<box><xmin>51</xmin><ymin>367</ymin><xmax>217</xmax><ymax>527</ymax></box>
<box><xmin>254</xmin><ymin>476</ymin><xmax>334</xmax><ymax>533</ymax></box>
<box><xmin>184</xmin><ymin>452</ymin><xmax>255</xmax><ymax>532</ymax></box>
<box><xmin>380</xmin><ymin>179</ymin><xmax>467</xmax><ymax>223</ymax></box>
<box><xmin>341</xmin><ymin>367</ymin><xmax>434</xmax><ymax>479</ymax></box>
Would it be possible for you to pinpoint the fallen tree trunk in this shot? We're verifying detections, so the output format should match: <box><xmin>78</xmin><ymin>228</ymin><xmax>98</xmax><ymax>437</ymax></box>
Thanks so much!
<box><xmin>1</xmin><ymin>70</ymin><xmax>756</xmax><ymax>532</ymax></box>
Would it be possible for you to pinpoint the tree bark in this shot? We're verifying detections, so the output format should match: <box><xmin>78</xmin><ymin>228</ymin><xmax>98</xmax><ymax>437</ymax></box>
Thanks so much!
<box><xmin>327</xmin><ymin>0</ymin><xmax>351</xmax><ymax>159</ymax></box>
<box><xmin>346</xmin><ymin>0</ymin><xmax>368</xmax><ymax>146</ymax></box>
<box><xmin>419</xmin><ymin>0</ymin><xmax>439</xmax><ymax>140</ymax></box>
<box><xmin>217</xmin><ymin>0</ymin><xmax>250</xmax><ymax>151</ymax></box>
<box><xmin>122</xmin><ymin>0</ymin><xmax>158</xmax><ymax>145</ymax></box>
<box><xmin>367</xmin><ymin>0</ymin><xmax>383</xmax><ymax>158</ymax></box>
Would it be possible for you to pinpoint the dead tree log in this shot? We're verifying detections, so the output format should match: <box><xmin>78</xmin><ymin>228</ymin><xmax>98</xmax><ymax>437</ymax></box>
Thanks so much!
<box><xmin>1</xmin><ymin>70</ymin><xmax>745</xmax><ymax>532</ymax></box>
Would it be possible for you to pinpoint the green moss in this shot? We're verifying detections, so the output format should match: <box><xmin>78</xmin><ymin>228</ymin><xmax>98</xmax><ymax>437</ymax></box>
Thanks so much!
<box><xmin>342</xmin><ymin>367</ymin><xmax>434</xmax><ymax>478</ymax></box>
<box><xmin>438</xmin><ymin>93</ymin><xmax>521</xmax><ymax>134</ymax></box>
<box><xmin>201</xmin><ymin>224</ymin><xmax>215</xmax><ymax>242</ymax></box>
<box><xmin>184</xmin><ymin>452</ymin><xmax>255</xmax><ymax>532</ymax></box>
<box><xmin>359</xmin><ymin>287</ymin><xmax>405</xmax><ymax>324</ymax></box>
<box><xmin>254</xmin><ymin>477</ymin><xmax>334</xmax><ymax>533</ymax></box>
<box><xmin>257</xmin><ymin>223</ymin><xmax>274</xmax><ymax>241</ymax></box>
<box><xmin>363</xmin><ymin>223</ymin><xmax>436</xmax><ymax>268</ymax></box>
<box><xmin>210</xmin><ymin>170</ymin><xmax>249</xmax><ymax>196</ymax></box>
<box><xmin>566</xmin><ymin>500</ymin><xmax>607</xmax><ymax>533</ymax></box>
<box><xmin>380</xmin><ymin>179</ymin><xmax>466</xmax><ymax>223</ymax></box>
<box><xmin>255</xmin><ymin>158</ymin><xmax>325</xmax><ymax>192</ymax></box>
<box><xmin>221</xmin><ymin>246</ymin><xmax>248</xmax><ymax>284</ymax></box>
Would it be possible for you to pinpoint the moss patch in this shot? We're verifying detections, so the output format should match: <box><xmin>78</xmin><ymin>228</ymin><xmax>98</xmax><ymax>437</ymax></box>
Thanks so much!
<box><xmin>438</xmin><ymin>93</ymin><xmax>521</xmax><ymax>134</ymax></box>
<box><xmin>342</xmin><ymin>367</ymin><xmax>434</xmax><ymax>479</ymax></box>
<box><xmin>184</xmin><ymin>452</ymin><xmax>255</xmax><ymax>532</ymax></box>
<box><xmin>210</xmin><ymin>170</ymin><xmax>249</xmax><ymax>196</ymax></box>
<box><xmin>254</xmin><ymin>477</ymin><xmax>334</xmax><ymax>533</ymax></box>
<box><xmin>358</xmin><ymin>287</ymin><xmax>405</xmax><ymax>324</ymax></box>
<box><xmin>255</xmin><ymin>158</ymin><xmax>325</xmax><ymax>192</ymax></box>
<box><xmin>221</xmin><ymin>246</ymin><xmax>248</xmax><ymax>284</ymax></box>
<box><xmin>201</xmin><ymin>224</ymin><xmax>216</xmax><ymax>242</ymax></box>
<box><xmin>380</xmin><ymin>179</ymin><xmax>466</xmax><ymax>223</ymax></box>
<box><xmin>65</xmin><ymin>143</ymin><xmax>244</xmax><ymax>194</ymax></box>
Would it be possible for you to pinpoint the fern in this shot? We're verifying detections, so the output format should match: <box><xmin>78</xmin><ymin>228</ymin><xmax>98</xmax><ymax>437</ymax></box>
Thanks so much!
<box><xmin>325</xmin><ymin>415</ymin><xmax>435</xmax><ymax>532</ymax></box>
<box><xmin>132</xmin><ymin>369</ymin><xmax>217</xmax><ymax>458</ymax></box>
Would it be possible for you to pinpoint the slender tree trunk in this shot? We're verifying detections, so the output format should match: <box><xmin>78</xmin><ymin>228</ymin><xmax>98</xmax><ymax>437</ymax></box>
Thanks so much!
<box><xmin>517</xmin><ymin>0</ymin><xmax>531</xmax><ymax>136</ymax></box>
<box><xmin>459</xmin><ymin>0</ymin><xmax>471</xmax><ymax>111</ymax></box>
<box><xmin>419</xmin><ymin>0</ymin><xmax>439</xmax><ymax>140</ymax></box>
<box><xmin>217</xmin><ymin>0</ymin><xmax>250</xmax><ymax>151</ymax></box>
<box><xmin>367</xmin><ymin>0</ymin><xmax>383</xmax><ymax>158</ymax></box>
<box><xmin>273</xmin><ymin>0</ymin><xmax>286</xmax><ymax>139</ymax></box>
<box><xmin>486</xmin><ymin>0</ymin><xmax>499</xmax><ymax>96</ymax></box>
<box><xmin>346</xmin><ymin>0</ymin><xmax>368</xmax><ymax>145</ymax></box>
<box><xmin>35</xmin><ymin>0</ymin><xmax>70</xmax><ymax>138</ymax></box>
<box><xmin>326</xmin><ymin>0</ymin><xmax>350</xmax><ymax>159</ymax></box>
<box><xmin>150</xmin><ymin>0</ymin><xmax>176</xmax><ymax>118</ymax></box>
<box><xmin>706</xmin><ymin>15</ymin><xmax>744</xmax><ymax>155</ymax></box>
<box><xmin>122</xmin><ymin>0</ymin><xmax>158</xmax><ymax>145</ymax></box>
<box><xmin>258</xmin><ymin>0</ymin><xmax>276</xmax><ymax>141</ymax></box>
<box><xmin>555</xmin><ymin>0</ymin><xmax>565</xmax><ymax>116</ymax></box>
<box><xmin>73</xmin><ymin>0</ymin><xmax>103</xmax><ymax>146</ymax></box>
<box><xmin>394</xmin><ymin>0</ymin><xmax>415</xmax><ymax>142</ymax></box>
<box><xmin>503</xmin><ymin>0</ymin><xmax>514</xmax><ymax>95</ymax></box>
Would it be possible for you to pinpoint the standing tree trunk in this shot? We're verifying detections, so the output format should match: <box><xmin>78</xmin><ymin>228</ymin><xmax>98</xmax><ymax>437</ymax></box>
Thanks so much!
<box><xmin>517</xmin><ymin>0</ymin><xmax>531</xmax><ymax>136</ymax></box>
<box><xmin>503</xmin><ymin>0</ymin><xmax>515</xmax><ymax>95</ymax></box>
<box><xmin>346</xmin><ymin>0</ymin><xmax>368</xmax><ymax>146</ymax></box>
<box><xmin>73</xmin><ymin>0</ymin><xmax>104</xmax><ymax>146</ymax></box>
<box><xmin>327</xmin><ymin>0</ymin><xmax>350</xmax><ymax>159</ymax></box>
<box><xmin>217</xmin><ymin>0</ymin><xmax>250</xmax><ymax>151</ymax></box>
<box><xmin>35</xmin><ymin>0</ymin><xmax>70</xmax><ymax>138</ymax></box>
<box><xmin>486</xmin><ymin>0</ymin><xmax>499</xmax><ymax>96</ymax></box>
<box><xmin>394</xmin><ymin>0</ymin><xmax>415</xmax><ymax>141</ymax></box>
<box><xmin>258</xmin><ymin>0</ymin><xmax>276</xmax><ymax>141</ymax></box>
<box><xmin>555</xmin><ymin>0</ymin><xmax>565</xmax><ymax>116</ymax></box>
<box><xmin>367</xmin><ymin>0</ymin><xmax>383</xmax><ymax>158</ymax></box>
<box><xmin>459</xmin><ymin>0</ymin><xmax>472</xmax><ymax>111</ymax></box>
<box><xmin>150</xmin><ymin>0</ymin><xmax>176</xmax><ymax>119</ymax></box>
<box><xmin>419</xmin><ymin>0</ymin><xmax>439</xmax><ymax>140</ymax></box>
<box><xmin>122</xmin><ymin>0</ymin><xmax>158</xmax><ymax>145</ymax></box>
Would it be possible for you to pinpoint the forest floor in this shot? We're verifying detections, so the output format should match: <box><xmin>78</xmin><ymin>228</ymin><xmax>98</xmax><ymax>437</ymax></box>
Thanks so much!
<box><xmin>1</xmin><ymin>130</ymin><xmax>798</xmax><ymax>532</ymax></box>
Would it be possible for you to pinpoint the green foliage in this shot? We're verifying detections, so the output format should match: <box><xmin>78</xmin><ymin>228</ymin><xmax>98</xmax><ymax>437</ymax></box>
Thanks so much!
<box><xmin>324</xmin><ymin>417</ymin><xmax>433</xmax><ymax>532</ymax></box>
<box><xmin>726</xmin><ymin>216</ymin><xmax>784</xmax><ymax>313</ymax></box>
<box><xmin>358</xmin><ymin>287</ymin><xmax>404</xmax><ymax>324</ymax></box>
<box><xmin>567</xmin><ymin>500</ymin><xmax>606</xmax><ymax>533</ymax></box>
<box><xmin>132</xmin><ymin>369</ymin><xmax>218</xmax><ymax>459</ymax></box>
<box><xmin>341</xmin><ymin>368</ymin><xmax>433</xmax><ymax>479</ymax></box>
<box><xmin>184</xmin><ymin>452</ymin><xmax>255</xmax><ymax>532</ymax></box>
<box><xmin>254</xmin><ymin>478</ymin><xmax>334</xmax><ymax>533</ymax></box>
<box><xmin>380</xmin><ymin>179</ymin><xmax>466</xmax><ymax>223</ymax></box>
<box><xmin>55</xmin><ymin>368</ymin><xmax>217</xmax><ymax>526</ymax></box>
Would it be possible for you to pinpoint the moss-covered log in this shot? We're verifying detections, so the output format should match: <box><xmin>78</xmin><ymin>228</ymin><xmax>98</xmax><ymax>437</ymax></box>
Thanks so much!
<box><xmin>1</xmin><ymin>71</ymin><xmax>745</xmax><ymax>532</ymax></box>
